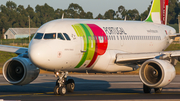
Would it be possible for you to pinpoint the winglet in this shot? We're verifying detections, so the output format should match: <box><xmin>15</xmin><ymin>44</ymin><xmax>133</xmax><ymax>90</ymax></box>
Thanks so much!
<box><xmin>145</xmin><ymin>0</ymin><xmax>169</xmax><ymax>25</ymax></box>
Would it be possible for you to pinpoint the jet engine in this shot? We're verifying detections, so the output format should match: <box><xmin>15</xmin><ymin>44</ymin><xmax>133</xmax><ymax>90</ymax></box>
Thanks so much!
<box><xmin>139</xmin><ymin>59</ymin><xmax>176</xmax><ymax>88</ymax></box>
<box><xmin>3</xmin><ymin>56</ymin><xmax>39</xmax><ymax>85</ymax></box>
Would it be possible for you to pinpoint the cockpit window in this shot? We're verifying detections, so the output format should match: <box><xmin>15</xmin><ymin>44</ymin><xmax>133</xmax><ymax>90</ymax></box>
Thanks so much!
<box><xmin>44</xmin><ymin>33</ymin><xmax>56</xmax><ymax>39</ymax></box>
<box><xmin>34</xmin><ymin>33</ymin><xmax>44</xmax><ymax>39</ymax></box>
<box><xmin>58</xmin><ymin>33</ymin><xmax>65</xmax><ymax>40</ymax></box>
<box><xmin>63</xmin><ymin>33</ymin><xmax>71</xmax><ymax>40</ymax></box>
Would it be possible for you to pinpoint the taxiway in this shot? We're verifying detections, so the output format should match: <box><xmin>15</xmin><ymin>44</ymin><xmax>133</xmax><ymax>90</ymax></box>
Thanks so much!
<box><xmin>0</xmin><ymin>74</ymin><xmax>180</xmax><ymax>101</ymax></box>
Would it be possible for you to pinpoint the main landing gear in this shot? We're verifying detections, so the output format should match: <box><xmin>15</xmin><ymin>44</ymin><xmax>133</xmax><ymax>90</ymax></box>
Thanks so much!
<box><xmin>54</xmin><ymin>71</ymin><xmax>75</xmax><ymax>95</ymax></box>
<box><xmin>143</xmin><ymin>84</ymin><xmax>162</xmax><ymax>93</ymax></box>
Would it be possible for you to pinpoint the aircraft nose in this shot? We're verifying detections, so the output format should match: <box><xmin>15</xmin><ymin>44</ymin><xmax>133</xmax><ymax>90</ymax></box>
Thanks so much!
<box><xmin>28</xmin><ymin>41</ymin><xmax>46</xmax><ymax>68</ymax></box>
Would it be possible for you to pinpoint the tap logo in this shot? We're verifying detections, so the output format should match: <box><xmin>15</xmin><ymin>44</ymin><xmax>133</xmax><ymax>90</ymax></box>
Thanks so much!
<box><xmin>72</xmin><ymin>24</ymin><xmax>108</xmax><ymax>68</ymax></box>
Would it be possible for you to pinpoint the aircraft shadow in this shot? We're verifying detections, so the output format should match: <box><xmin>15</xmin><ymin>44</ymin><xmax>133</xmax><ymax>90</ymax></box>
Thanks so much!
<box><xmin>0</xmin><ymin>75</ymin><xmax>145</xmax><ymax>94</ymax></box>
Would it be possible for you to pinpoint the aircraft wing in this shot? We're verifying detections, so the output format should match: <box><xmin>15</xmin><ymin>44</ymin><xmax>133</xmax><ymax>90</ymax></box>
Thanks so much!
<box><xmin>0</xmin><ymin>45</ymin><xmax>28</xmax><ymax>55</ymax></box>
<box><xmin>116</xmin><ymin>51</ymin><xmax>180</xmax><ymax>63</ymax></box>
<box><xmin>169</xmin><ymin>33</ymin><xmax>180</xmax><ymax>39</ymax></box>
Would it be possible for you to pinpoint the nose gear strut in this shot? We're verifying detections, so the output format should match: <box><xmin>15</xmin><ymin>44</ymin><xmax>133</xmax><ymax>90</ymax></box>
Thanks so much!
<box><xmin>54</xmin><ymin>71</ymin><xmax>75</xmax><ymax>95</ymax></box>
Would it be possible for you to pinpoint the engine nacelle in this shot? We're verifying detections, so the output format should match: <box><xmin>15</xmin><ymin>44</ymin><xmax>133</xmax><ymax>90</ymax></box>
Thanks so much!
<box><xmin>3</xmin><ymin>56</ymin><xmax>40</xmax><ymax>85</ymax></box>
<box><xmin>139</xmin><ymin>59</ymin><xmax>176</xmax><ymax>88</ymax></box>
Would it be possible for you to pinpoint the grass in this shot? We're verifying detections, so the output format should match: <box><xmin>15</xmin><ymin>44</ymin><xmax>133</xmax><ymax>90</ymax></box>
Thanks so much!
<box><xmin>165</xmin><ymin>43</ymin><xmax>180</xmax><ymax>51</ymax></box>
<box><xmin>1</xmin><ymin>43</ymin><xmax>180</xmax><ymax>75</ymax></box>
<box><xmin>0</xmin><ymin>51</ymin><xmax>17</xmax><ymax>69</ymax></box>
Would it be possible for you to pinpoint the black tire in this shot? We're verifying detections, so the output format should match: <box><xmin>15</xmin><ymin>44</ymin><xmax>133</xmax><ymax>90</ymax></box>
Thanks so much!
<box><xmin>59</xmin><ymin>86</ymin><xmax>66</xmax><ymax>95</ymax></box>
<box><xmin>154</xmin><ymin>88</ymin><xmax>162</xmax><ymax>93</ymax></box>
<box><xmin>56</xmin><ymin>79</ymin><xmax>59</xmax><ymax>86</ymax></box>
<box><xmin>67</xmin><ymin>79</ymin><xmax>75</xmax><ymax>92</ymax></box>
<box><xmin>54</xmin><ymin>85</ymin><xmax>60</xmax><ymax>95</ymax></box>
<box><xmin>143</xmin><ymin>84</ymin><xmax>151</xmax><ymax>93</ymax></box>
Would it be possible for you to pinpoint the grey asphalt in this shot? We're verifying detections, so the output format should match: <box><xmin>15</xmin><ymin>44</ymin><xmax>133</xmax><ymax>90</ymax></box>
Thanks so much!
<box><xmin>0</xmin><ymin>74</ymin><xmax>180</xmax><ymax>101</ymax></box>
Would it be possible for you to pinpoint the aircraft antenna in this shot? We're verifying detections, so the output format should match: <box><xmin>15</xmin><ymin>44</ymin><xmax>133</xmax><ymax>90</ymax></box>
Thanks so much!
<box><xmin>62</xmin><ymin>13</ymin><xmax>64</xmax><ymax>20</ymax></box>
<box><xmin>124</xmin><ymin>16</ymin><xmax>126</xmax><ymax>21</ymax></box>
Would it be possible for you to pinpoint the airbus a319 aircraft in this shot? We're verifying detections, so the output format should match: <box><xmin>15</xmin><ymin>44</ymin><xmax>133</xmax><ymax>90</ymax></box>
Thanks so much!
<box><xmin>1</xmin><ymin>0</ymin><xmax>180</xmax><ymax>95</ymax></box>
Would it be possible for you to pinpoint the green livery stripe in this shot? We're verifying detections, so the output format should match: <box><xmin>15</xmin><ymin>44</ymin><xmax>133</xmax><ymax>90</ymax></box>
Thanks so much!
<box><xmin>72</xmin><ymin>24</ymin><xmax>87</xmax><ymax>50</ymax></box>
<box><xmin>146</xmin><ymin>15</ymin><xmax>153</xmax><ymax>22</ymax></box>
<box><xmin>72</xmin><ymin>24</ymin><xmax>96</xmax><ymax>68</ymax></box>
<box><xmin>82</xmin><ymin>24</ymin><xmax>96</xmax><ymax>61</ymax></box>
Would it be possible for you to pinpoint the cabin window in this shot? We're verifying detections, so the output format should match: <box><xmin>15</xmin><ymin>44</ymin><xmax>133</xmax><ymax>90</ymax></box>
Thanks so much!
<box><xmin>111</xmin><ymin>36</ymin><xmax>113</xmax><ymax>40</ymax></box>
<box><xmin>91</xmin><ymin>36</ymin><xmax>93</xmax><ymax>40</ymax></box>
<box><xmin>58</xmin><ymin>33</ymin><xmax>65</xmax><ymax>40</ymax></box>
<box><xmin>104</xmin><ymin>36</ymin><xmax>107</xmax><ymax>40</ymax></box>
<box><xmin>108</xmin><ymin>36</ymin><xmax>111</xmax><ymax>40</ymax></box>
<box><xmin>91</xmin><ymin>36</ymin><xmax>94</xmax><ymax>40</ymax></box>
<box><xmin>34</xmin><ymin>33</ymin><xmax>44</xmax><ymax>39</ymax></box>
<box><xmin>44</xmin><ymin>33</ymin><xmax>56</xmax><ymax>39</ymax></box>
<box><xmin>114</xmin><ymin>36</ymin><xmax>116</xmax><ymax>40</ymax></box>
<box><xmin>117</xmin><ymin>36</ymin><xmax>119</xmax><ymax>40</ymax></box>
<box><xmin>120</xmin><ymin>36</ymin><xmax>122</xmax><ymax>40</ymax></box>
<box><xmin>94</xmin><ymin>36</ymin><xmax>97</xmax><ymax>40</ymax></box>
<box><xmin>63</xmin><ymin>33</ymin><xmax>71</xmax><ymax>40</ymax></box>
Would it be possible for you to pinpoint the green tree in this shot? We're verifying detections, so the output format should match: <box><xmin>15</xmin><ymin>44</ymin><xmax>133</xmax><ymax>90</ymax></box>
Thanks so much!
<box><xmin>68</xmin><ymin>3</ymin><xmax>84</xmax><ymax>15</ymax></box>
<box><xmin>127</xmin><ymin>9</ymin><xmax>139</xmax><ymax>20</ymax></box>
<box><xmin>35</xmin><ymin>3</ymin><xmax>55</xmax><ymax>24</ymax></box>
<box><xmin>65</xmin><ymin>3</ymin><xmax>85</xmax><ymax>18</ymax></box>
<box><xmin>168</xmin><ymin>0</ymin><xmax>179</xmax><ymax>24</ymax></box>
<box><xmin>26</xmin><ymin>5</ymin><xmax>35</xmax><ymax>19</ymax></box>
<box><xmin>140</xmin><ymin>1</ymin><xmax>152</xmax><ymax>21</ymax></box>
<box><xmin>17</xmin><ymin>5</ymin><xmax>29</xmax><ymax>27</ymax></box>
<box><xmin>85</xmin><ymin>12</ymin><xmax>93</xmax><ymax>19</ymax></box>
<box><xmin>6</xmin><ymin>1</ymin><xmax>17</xmax><ymax>10</ymax></box>
<box><xmin>104</xmin><ymin>9</ymin><xmax>115</xmax><ymax>20</ymax></box>
<box><xmin>117</xmin><ymin>5</ymin><xmax>125</xmax><ymax>19</ymax></box>
<box><xmin>95</xmin><ymin>13</ymin><xmax>104</xmax><ymax>19</ymax></box>
<box><xmin>54</xmin><ymin>8</ymin><xmax>64</xmax><ymax>19</ymax></box>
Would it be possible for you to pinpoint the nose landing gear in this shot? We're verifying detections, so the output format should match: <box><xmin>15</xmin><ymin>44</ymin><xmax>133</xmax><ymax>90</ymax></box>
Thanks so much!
<box><xmin>54</xmin><ymin>71</ymin><xmax>75</xmax><ymax>95</ymax></box>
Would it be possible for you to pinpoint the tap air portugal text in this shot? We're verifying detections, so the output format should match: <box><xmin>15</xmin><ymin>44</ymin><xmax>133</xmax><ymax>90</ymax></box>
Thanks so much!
<box><xmin>1</xmin><ymin>0</ymin><xmax>180</xmax><ymax>95</ymax></box>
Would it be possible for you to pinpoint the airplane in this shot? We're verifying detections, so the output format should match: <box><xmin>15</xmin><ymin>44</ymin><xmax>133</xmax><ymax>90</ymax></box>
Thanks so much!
<box><xmin>1</xmin><ymin>0</ymin><xmax>180</xmax><ymax>95</ymax></box>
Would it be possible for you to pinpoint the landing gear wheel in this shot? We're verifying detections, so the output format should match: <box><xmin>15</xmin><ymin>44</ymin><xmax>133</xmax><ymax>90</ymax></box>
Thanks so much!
<box><xmin>154</xmin><ymin>88</ymin><xmax>162</xmax><ymax>93</ymax></box>
<box><xmin>59</xmin><ymin>86</ymin><xmax>66</xmax><ymax>95</ymax></box>
<box><xmin>67</xmin><ymin>79</ymin><xmax>75</xmax><ymax>92</ymax></box>
<box><xmin>54</xmin><ymin>85</ymin><xmax>60</xmax><ymax>95</ymax></box>
<box><xmin>143</xmin><ymin>84</ymin><xmax>151</xmax><ymax>93</ymax></box>
<box><xmin>54</xmin><ymin>71</ymin><xmax>74</xmax><ymax>95</ymax></box>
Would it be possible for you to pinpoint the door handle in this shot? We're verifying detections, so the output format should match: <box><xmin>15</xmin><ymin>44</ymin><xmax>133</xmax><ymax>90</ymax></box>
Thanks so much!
<box><xmin>81</xmin><ymin>50</ymin><xmax>86</xmax><ymax>53</ymax></box>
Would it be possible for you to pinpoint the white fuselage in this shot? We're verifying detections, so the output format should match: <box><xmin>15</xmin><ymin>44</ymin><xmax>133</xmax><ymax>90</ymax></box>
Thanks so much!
<box><xmin>28</xmin><ymin>19</ymin><xmax>176</xmax><ymax>72</ymax></box>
